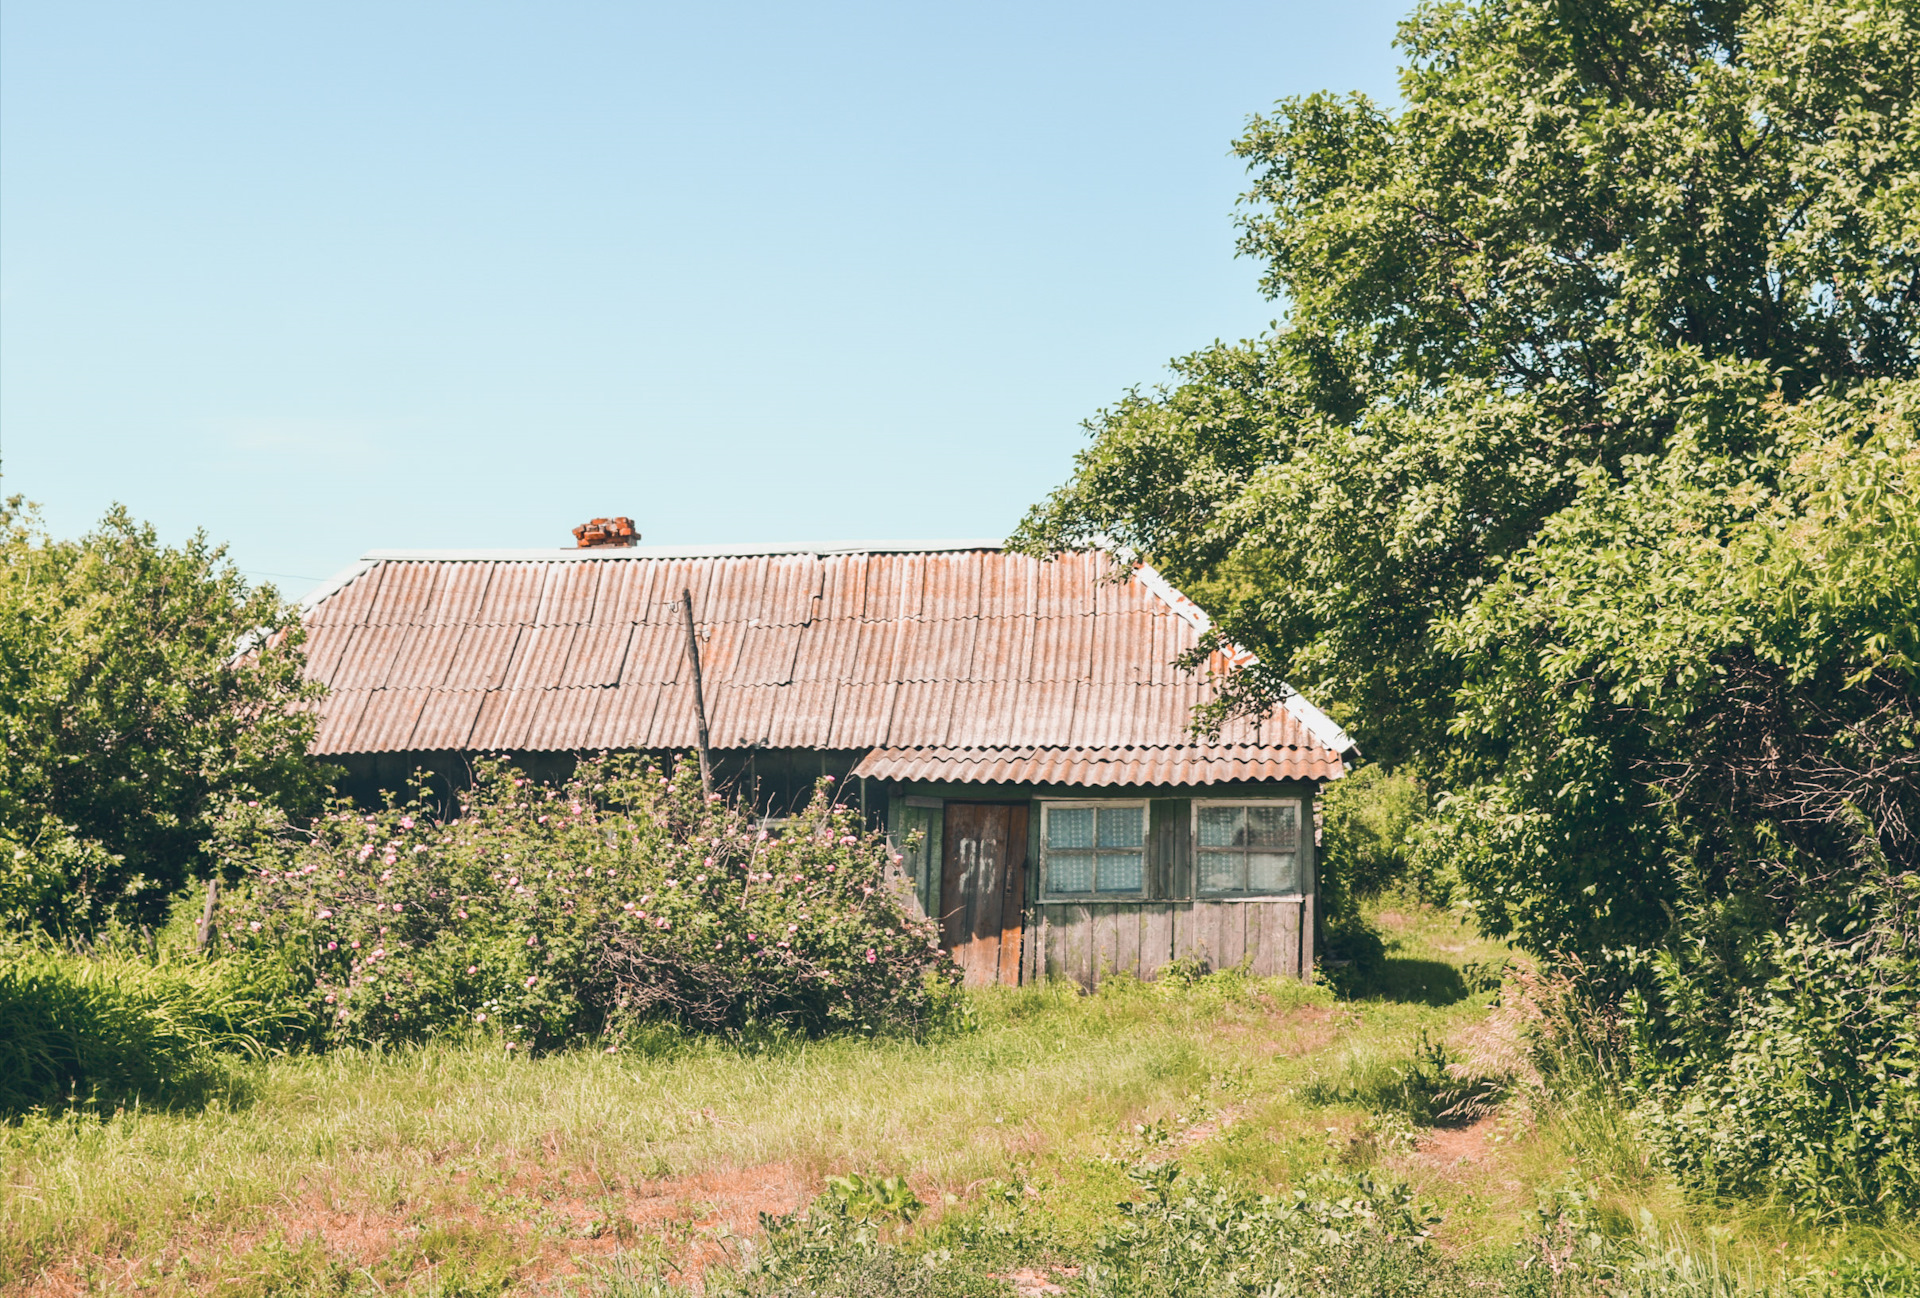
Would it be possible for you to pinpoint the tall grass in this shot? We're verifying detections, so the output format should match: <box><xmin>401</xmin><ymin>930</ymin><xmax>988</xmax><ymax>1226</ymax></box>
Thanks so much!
<box><xmin>0</xmin><ymin>944</ymin><xmax>307</xmax><ymax>1112</ymax></box>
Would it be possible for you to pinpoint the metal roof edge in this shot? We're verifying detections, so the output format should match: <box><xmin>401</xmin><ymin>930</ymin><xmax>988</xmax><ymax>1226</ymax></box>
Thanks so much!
<box><xmin>357</xmin><ymin>539</ymin><xmax>1007</xmax><ymax>562</ymax></box>
<box><xmin>1131</xmin><ymin>561</ymin><xmax>1357</xmax><ymax>759</ymax></box>
<box><xmin>298</xmin><ymin>558</ymin><xmax>378</xmax><ymax>618</ymax></box>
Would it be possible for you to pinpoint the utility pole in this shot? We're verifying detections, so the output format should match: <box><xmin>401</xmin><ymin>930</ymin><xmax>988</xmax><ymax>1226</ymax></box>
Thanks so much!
<box><xmin>680</xmin><ymin>588</ymin><xmax>714</xmax><ymax>796</ymax></box>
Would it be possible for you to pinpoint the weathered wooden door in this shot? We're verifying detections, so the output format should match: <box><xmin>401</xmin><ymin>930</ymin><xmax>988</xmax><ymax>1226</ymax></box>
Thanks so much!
<box><xmin>939</xmin><ymin>803</ymin><xmax>1029</xmax><ymax>987</ymax></box>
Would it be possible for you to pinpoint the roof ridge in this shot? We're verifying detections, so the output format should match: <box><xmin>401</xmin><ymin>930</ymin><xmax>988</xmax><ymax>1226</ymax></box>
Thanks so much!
<box><xmin>356</xmin><ymin>539</ymin><xmax>1006</xmax><ymax>563</ymax></box>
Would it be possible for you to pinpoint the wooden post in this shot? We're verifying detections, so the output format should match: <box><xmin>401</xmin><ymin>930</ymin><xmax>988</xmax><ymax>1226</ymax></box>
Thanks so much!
<box><xmin>680</xmin><ymin>588</ymin><xmax>714</xmax><ymax>796</ymax></box>
<box><xmin>195</xmin><ymin>877</ymin><xmax>220</xmax><ymax>953</ymax></box>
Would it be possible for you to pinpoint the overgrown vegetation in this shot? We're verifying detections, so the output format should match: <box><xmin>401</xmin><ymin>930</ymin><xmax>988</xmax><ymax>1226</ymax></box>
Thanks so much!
<box><xmin>0</xmin><ymin>756</ymin><xmax>951</xmax><ymax>1117</ymax></box>
<box><xmin>12</xmin><ymin>904</ymin><xmax>1904</xmax><ymax>1296</ymax></box>
<box><xmin>220</xmin><ymin>755</ymin><xmax>951</xmax><ymax>1048</ymax></box>
<box><xmin>1013</xmin><ymin>0</ymin><xmax>1920</xmax><ymax>1219</ymax></box>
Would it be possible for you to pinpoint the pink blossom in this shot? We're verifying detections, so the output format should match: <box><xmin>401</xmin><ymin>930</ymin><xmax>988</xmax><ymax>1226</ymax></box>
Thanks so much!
<box><xmin>327</xmin><ymin>941</ymin><xmax>337</xmax><ymax>950</ymax></box>
<box><xmin>605</xmin><ymin>1045</ymin><xmax>617</xmax><ymax>1054</ymax></box>
<box><xmin>654</xmin><ymin>917</ymin><xmax>670</xmax><ymax>929</ymax></box>
<box><xmin>392</xmin><ymin>903</ymin><xmax>404</xmax><ymax>912</ymax></box>
<box><xmin>467</xmin><ymin>965</ymin><xmax>478</xmax><ymax>974</ymax></box>
<box><xmin>318</xmin><ymin>909</ymin><xmax>333</xmax><ymax>920</ymax></box>
<box><xmin>506</xmin><ymin>1042</ymin><xmax>516</xmax><ymax>1051</ymax></box>
<box><xmin>866</xmin><ymin>949</ymin><xmax>877</xmax><ymax>963</ymax></box>
<box><xmin>570</xmin><ymin>802</ymin><xmax>583</xmax><ymax>815</ymax></box>
<box><xmin>476</xmin><ymin>1013</ymin><xmax>487</xmax><ymax>1023</ymax></box>
<box><xmin>358</xmin><ymin>845</ymin><xmax>374</xmax><ymax>861</ymax></box>
<box><xmin>524</xmin><ymin>976</ymin><xmax>537</xmax><ymax>987</ymax></box>
<box><xmin>399</xmin><ymin>816</ymin><xmax>415</xmax><ymax>830</ymax></box>
<box><xmin>351</xmin><ymin>940</ymin><xmax>361</xmax><ymax>949</ymax></box>
<box><xmin>249</xmin><ymin>920</ymin><xmax>262</xmax><ymax>931</ymax></box>
<box><xmin>458</xmin><ymin>910</ymin><xmax>468</xmax><ymax>919</ymax></box>
<box><xmin>527</xmin><ymin>936</ymin><xmax>538</xmax><ymax>947</ymax></box>
<box><xmin>787</xmin><ymin>923</ymin><xmax>798</xmax><ymax>933</ymax></box>
<box><xmin>839</xmin><ymin>835</ymin><xmax>858</xmax><ymax>845</ymax></box>
<box><xmin>324</xmin><ymin>993</ymin><xmax>335</xmax><ymax>1003</ymax></box>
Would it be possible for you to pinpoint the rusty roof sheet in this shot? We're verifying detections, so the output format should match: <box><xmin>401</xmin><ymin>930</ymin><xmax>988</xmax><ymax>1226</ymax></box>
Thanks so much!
<box><xmin>299</xmin><ymin>542</ymin><xmax>1352</xmax><ymax>784</ymax></box>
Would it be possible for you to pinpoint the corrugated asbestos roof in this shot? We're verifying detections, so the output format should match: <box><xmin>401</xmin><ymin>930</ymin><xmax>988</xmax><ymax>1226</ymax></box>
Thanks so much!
<box><xmin>300</xmin><ymin>541</ymin><xmax>1350</xmax><ymax>785</ymax></box>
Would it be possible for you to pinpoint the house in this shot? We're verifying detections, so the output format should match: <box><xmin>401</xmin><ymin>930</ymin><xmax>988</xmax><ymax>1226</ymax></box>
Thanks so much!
<box><xmin>297</xmin><ymin>539</ymin><xmax>1353</xmax><ymax>987</ymax></box>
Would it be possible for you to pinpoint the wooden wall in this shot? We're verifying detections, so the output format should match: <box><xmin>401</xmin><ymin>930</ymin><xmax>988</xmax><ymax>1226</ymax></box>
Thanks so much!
<box><xmin>1021</xmin><ymin>896</ymin><xmax>1314</xmax><ymax>988</ymax></box>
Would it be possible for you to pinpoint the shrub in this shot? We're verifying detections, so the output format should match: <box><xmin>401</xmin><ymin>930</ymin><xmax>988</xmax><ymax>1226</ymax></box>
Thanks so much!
<box><xmin>219</xmin><ymin>755</ymin><xmax>955</xmax><ymax>1049</ymax></box>
<box><xmin>1624</xmin><ymin>913</ymin><xmax>1920</xmax><ymax>1219</ymax></box>
<box><xmin>1320</xmin><ymin>764</ymin><xmax>1428</xmax><ymax>906</ymax></box>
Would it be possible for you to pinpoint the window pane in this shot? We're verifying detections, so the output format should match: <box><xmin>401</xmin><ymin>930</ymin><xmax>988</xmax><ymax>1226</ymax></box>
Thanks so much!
<box><xmin>1198</xmin><ymin>805</ymin><xmax>1242</xmax><ymax>848</ymax></box>
<box><xmin>1245</xmin><ymin>804</ymin><xmax>1298</xmax><ymax>849</ymax></box>
<box><xmin>1198</xmin><ymin>851</ymin><xmax>1242</xmax><ymax>893</ymax></box>
<box><xmin>1048</xmin><ymin>807</ymin><xmax>1094</xmax><ymax>850</ymax></box>
<box><xmin>1247</xmin><ymin>851</ymin><xmax>1297</xmax><ymax>893</ymax></box>
<box><xmin>1049</xmin><ymin>852</ymin><xmax>1094</xmax><ymax>893</ymax></box>
<box><xmin>1098</xmin><ymin>852</ymin><xmax>1144</xmax><ymax>893</ymax></box>
<box><xmin>1097</xmin><ymin>805</ymin><xmax>1144</xmax><ymax>849</ymax></box>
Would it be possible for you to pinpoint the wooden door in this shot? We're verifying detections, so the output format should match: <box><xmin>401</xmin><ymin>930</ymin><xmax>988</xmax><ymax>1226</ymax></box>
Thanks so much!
<box><xmin>939</xmin><ymin>803</ymin><xmax>1029</xmax><ymax>987</ymax></box>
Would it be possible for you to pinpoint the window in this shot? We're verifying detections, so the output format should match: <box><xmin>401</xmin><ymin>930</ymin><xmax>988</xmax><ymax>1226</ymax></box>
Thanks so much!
<box><xmin>1194</xmin><ymin>801</ymin><xmax>1302</xmax><ymax>895</ymax></box>
<box><xmin>1042</xmin><ymin>801</ymin><xmax>1147</xmax><ymax>896</ymax></box>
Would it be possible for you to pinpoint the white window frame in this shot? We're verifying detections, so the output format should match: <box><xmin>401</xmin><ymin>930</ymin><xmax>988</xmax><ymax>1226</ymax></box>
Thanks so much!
<box><xmin>1190</xmin><ymin>798</ymin><xmax>1308</xmax><ymax>898</ymax></box>
<box><xmin>1039</xmin><ymin>799</ymin><xmax>1151</xmax><ymax>900</ymax></box>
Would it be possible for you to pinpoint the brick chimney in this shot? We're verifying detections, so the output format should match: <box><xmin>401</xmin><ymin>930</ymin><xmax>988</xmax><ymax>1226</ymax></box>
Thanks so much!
<box><xmin>572</xmin><ymin>517</ymin><xmax>639</xmax><ymax>549</ymax></box>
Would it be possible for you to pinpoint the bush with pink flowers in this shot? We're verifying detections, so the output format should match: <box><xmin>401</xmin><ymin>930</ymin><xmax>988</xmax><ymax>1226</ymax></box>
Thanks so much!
<box><xmin>213</xmin><ymin>756</ymin><xmax>954</xmax><ymax>1050</ymax></box>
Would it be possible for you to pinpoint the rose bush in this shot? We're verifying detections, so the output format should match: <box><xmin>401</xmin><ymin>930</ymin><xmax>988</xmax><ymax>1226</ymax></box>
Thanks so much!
<box><xmin>215</xmin><ymin>756</ymin><xmax>954</xmax><ymax>1049</ymax></box>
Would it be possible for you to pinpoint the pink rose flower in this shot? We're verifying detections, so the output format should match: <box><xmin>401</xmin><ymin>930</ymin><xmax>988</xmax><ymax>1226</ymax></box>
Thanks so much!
<box><xmin>866</xmin><ymin>949</ymin><xmax>877</xmax><ymax>963</ymax></box>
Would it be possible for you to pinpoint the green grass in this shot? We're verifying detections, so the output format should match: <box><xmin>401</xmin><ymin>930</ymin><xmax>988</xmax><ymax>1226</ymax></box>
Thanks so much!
<box><xmin>2</xmin><ymin>897</ymin><xmax>1913</xmax><ymax>1296</ymax></box>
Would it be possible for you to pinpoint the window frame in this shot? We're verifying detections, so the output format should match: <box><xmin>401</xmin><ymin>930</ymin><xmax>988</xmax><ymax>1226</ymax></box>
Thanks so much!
<box><xmin>1038</xmin><ymin>799</ymin><xmax>1152</xmax><ymax>901</ymax></box>
<box><xmin>1189</xmin><ymin>798</ymin><xmax>1308</xmax><ymax>898</ymax></box>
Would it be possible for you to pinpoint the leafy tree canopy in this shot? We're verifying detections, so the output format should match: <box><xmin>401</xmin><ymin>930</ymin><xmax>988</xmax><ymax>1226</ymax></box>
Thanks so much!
<box><xmin>0</xmin><ymin>499</ymin><xmax>332</xmax><ymax>932</ymax></box>
<box><xmin>1015</xmin><ymin>0</ymin><xmax>1919</xmax><ymax>776</ymax></box>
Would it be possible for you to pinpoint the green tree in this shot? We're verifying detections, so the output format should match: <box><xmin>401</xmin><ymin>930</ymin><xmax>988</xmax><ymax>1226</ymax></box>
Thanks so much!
<box><xmin>0</xmin><ymin>499</ymin><xmax>331</xmax><ymax>931</ymax></box>
<box><xmin>1014</xmin><ymin>0</ymin><xmax>1920</xmax><ymax>1210</ymax></box>
<box><xmin>1014</xmin><ymin>0</ymin><xmax>1920</xmax><ymax>944</ymax></box>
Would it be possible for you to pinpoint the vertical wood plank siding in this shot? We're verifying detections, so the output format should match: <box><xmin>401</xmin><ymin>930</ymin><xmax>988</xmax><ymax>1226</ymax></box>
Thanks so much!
<box><xmin>1028</xmin><ymin>898</ymin><xmax>1312</xmax><ymax>987</ymax></box>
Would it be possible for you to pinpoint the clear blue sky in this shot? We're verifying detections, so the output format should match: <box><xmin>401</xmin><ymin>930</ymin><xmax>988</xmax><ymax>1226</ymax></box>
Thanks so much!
<box><xmin>2</xmin><ymin>2</ymin><xmax>1405</xmax><ymax>597</ymax></box>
